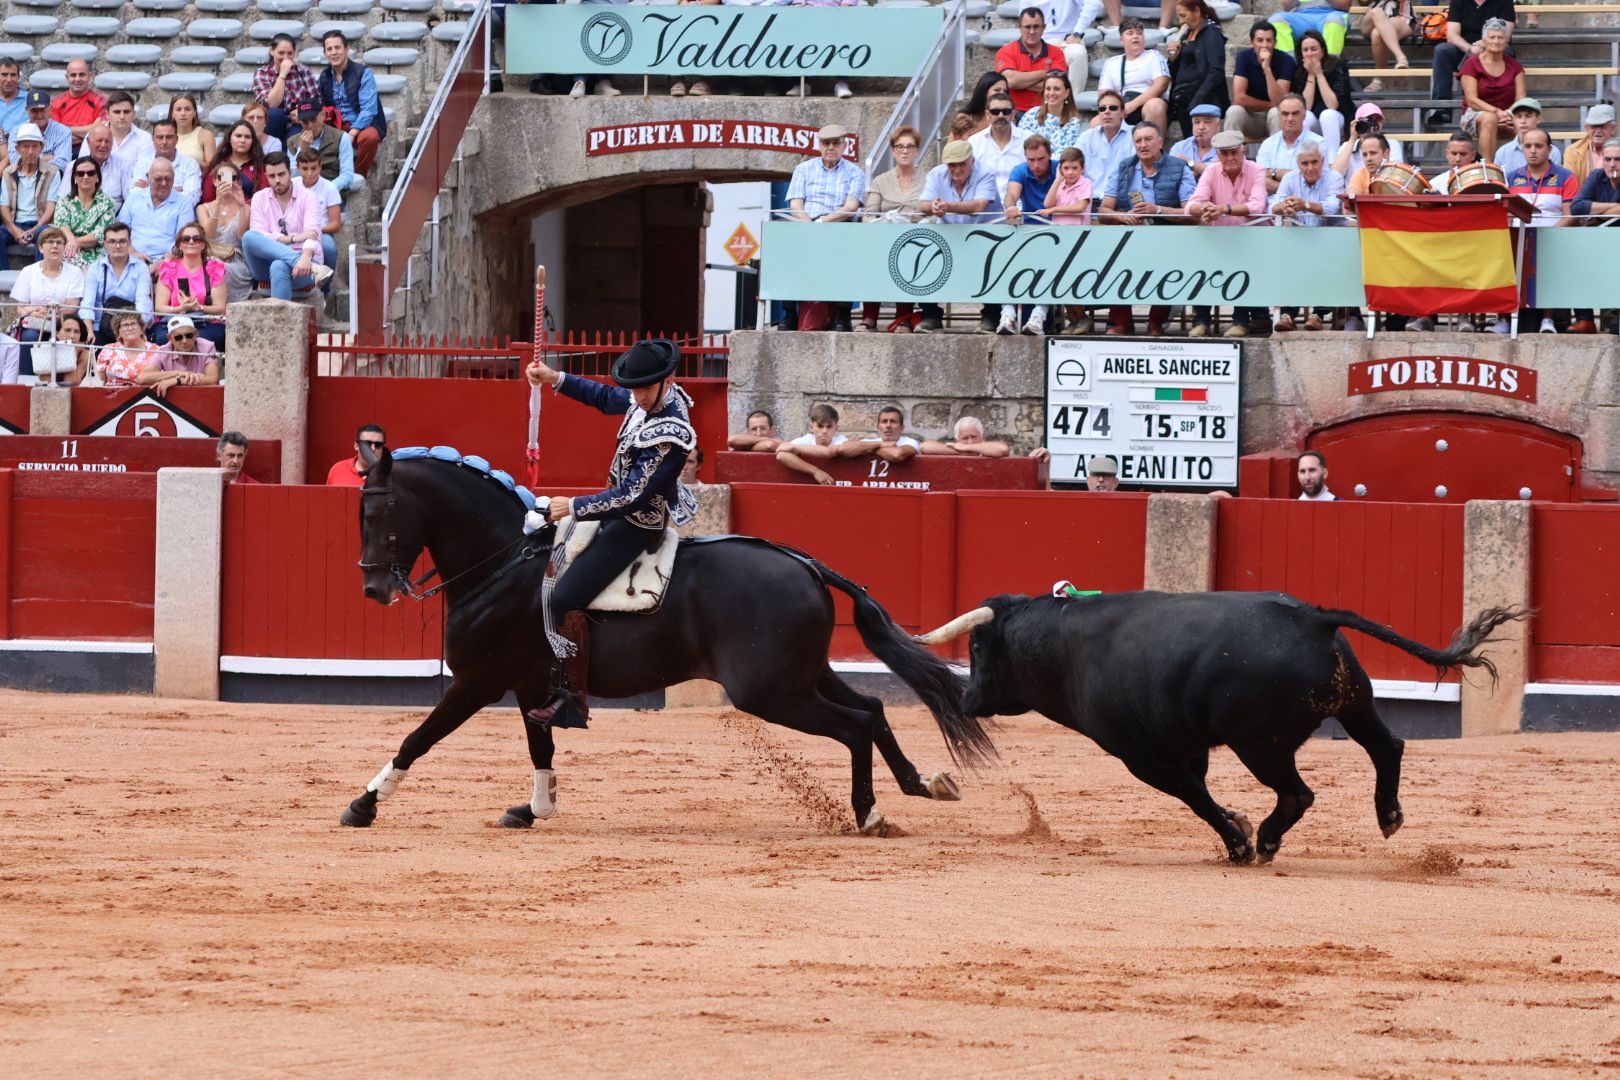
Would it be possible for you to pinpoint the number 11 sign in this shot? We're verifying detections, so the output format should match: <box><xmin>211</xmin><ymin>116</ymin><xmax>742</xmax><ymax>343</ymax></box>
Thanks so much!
<box><xmin>1044</xmin><ymin>337</ymin><xmax>1242</xmax><ymax>489</ymax></box>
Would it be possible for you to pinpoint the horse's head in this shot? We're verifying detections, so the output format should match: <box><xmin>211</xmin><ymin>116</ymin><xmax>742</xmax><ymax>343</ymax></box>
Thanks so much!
<box><xmin>356</xmin><ymin>444</ymin><xmax>426</xmax><ymax>606</ymax></box>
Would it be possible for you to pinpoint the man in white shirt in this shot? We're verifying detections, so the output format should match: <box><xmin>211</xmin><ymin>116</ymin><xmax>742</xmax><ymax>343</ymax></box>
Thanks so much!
<box><xmin>101</xmin><ymin>92</ymin><xmax>153</xmax><ymax>176</ymax></box>
<box><xmin>131</xmin><ymin>120</ymin><xmax>203</xmax><ymax>212</ymax></box>
<box><xmin>1297</xmin><ymin>450</ymin><xmax>1336</xmax><ymax>501</ymax></box>
<box><xmin>969</xmin><ymin>93</ymin><xmax>1027</xmax><ymax>203</ymax></box>
<box><xmin>775</xmin><ymin>402</ymin><xmax>848</xmax><ymax>485</ymax></box>
<box><xmin>843</xmin><ymin>404</ymin><xmax>920</xmax><ymax>465</ymax></box>
<box><xmin>57</xmin><ymin>122</ymin><xmax>131</xmax><ymax>206</ymax></box>
<box><xmin>1256</xmin><ymin>95</ymin><xmax>1323</xmax><ymax>194</ymax></box>
<box><xmin>1429</xmin><ymin>132</ymin><xmax>1479</xmax><ymax>194</ymax></box>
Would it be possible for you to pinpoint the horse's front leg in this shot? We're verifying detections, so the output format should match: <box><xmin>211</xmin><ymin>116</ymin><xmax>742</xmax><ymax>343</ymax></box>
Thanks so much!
<box><xmin>499</xmin><ymin>687</ymin><xmax>559</xmax><ymax>829</ymax></box>
<box><xmin>340</xmin><ymin>678</ymin><xmax>503</xmax><ymax>827</ymax></box>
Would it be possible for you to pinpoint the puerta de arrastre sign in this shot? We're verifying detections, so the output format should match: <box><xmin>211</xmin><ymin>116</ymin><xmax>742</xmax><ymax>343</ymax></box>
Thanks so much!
<box><xmin>585</xmin><ymin>121</ymin><xmax>858</xmax><ymax>160</ymax></box>
<box><xmin>1046</xmin><ymin>338</ymin><xmax>1242</xmax><ymax>488</ymax></box>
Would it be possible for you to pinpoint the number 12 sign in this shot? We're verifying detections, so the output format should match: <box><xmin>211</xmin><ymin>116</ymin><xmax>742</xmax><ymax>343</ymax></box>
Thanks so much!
<box><xmin>1045</xmin><ymin>337</ymin><xmax>1242</xmax><ymax>489</ymax></box>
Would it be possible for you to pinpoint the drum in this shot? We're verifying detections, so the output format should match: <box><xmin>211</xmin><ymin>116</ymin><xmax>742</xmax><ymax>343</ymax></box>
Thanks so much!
<box><xmin>1454</xmin><ymin>161</ymin><xmax>1508</xmax><ymax>194</ymax></box>
<box><xmin>1369</xmin><ymin>162</ymin><xmax>1433</xmax><ymax>195</ymax></box>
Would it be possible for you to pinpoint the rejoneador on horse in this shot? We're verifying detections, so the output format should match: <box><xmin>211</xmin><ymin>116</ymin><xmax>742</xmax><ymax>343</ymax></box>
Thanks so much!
<box><xmin>342</xmin><ymin>340</ymin><xmax>995</xmax><ymax>834</ymax></box>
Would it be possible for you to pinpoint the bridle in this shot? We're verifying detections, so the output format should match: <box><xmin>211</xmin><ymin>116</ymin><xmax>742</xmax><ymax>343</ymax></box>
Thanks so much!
<box><xmin>357</xmin><ymin>481</ymin><xmax>549</xmax><ymax>604</ymax></box>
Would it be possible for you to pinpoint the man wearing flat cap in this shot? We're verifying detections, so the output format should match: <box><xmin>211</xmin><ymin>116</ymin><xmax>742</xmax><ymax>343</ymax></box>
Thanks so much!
<box><xmin>524</xmin><ymin>339</ymin><xmax>698</xmax><ymax>729</ymax></box>
<box><xmin>1085</xmin><ymin>456</ymin><xmax>1120</xmax><ymax>492</ymax></box>
<box><xmin>783</xmin><ymin>124</ymin><xmax>865</xmax><ymax>331</ymax></box>
<box><xmin>914</xmin><ymin>139</ymin><xmax>1002</xmax><ymax>332</ymax></box>
<box><xmin>1565</xmin><ymin>103</ymin><xmax>1615</xmax><ymax>185</ymax></box>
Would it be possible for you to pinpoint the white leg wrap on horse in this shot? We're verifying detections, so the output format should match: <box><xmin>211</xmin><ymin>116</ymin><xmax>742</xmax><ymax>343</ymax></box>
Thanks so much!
<box><xmin>367</xmin><ymin>762</ymin><xmax>408</xmax><ymax>800</ymax></box>
<box><xmin>530</xmin><ymin>769</ymin><xmax>558</xmax><ymax>820</ymax></box>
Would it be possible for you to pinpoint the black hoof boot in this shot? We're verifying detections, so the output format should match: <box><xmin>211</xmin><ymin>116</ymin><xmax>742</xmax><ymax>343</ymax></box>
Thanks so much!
<box><xmin>341</xmin><ymin>790</ymin><xmax>379</xmax><ymax>828</ymax></box>
<box><xmin>498</xmin><ymin>804</ymin><xmax>536</xmax><ymax>829</ymax></box>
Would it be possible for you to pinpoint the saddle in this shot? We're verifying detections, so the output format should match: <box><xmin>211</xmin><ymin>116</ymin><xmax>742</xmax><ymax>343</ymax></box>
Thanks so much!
<box><xmin>547</xmin><ymin>518</ymin><xmax>681</xmax><ymax>614</ymax></box>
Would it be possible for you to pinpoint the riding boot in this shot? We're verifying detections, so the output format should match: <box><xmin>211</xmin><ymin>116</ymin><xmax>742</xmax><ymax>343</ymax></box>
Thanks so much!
<box><xmin>525</xmin><ymin>612</ymin><xmax>591</xmax><ymax>730</ymax></box>
<box><xmin>560</xmin><ymin>611</ymin><xmax>591</xmax><ymax>724</ymax></box>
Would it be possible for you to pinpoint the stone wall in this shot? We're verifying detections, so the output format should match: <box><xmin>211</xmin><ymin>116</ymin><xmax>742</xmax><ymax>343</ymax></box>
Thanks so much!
<box><xmin>730</xmin><ymin>331</ymin><xmax>1620</xmax><ymax>484</ymax></box>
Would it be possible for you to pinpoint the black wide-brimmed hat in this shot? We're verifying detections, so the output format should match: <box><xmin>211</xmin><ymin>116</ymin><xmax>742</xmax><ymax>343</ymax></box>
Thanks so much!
<box><xmin>612</xmin><ymin>339</ymin><xmax>680</xmax><ymax>388</ymax></box>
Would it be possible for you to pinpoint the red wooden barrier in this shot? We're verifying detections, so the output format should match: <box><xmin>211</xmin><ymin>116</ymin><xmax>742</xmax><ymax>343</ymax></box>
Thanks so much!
<box><xmin>0</xmin><ymin>386</ymin><xmax>28</xmax><ymax>433</ymax></box>
<box><xmin>1214</xmin><ymin>498</ymin><xmax>1465</xmax><ymax>681</ymax></box>
<box><xmin>727</xmin><ymin>484</ymin><xmax>1150</xmax><ymax>660</ymax></box>
<box><xmin>0</xmin><ymin>470</ymin><xmax>156</xmax><ymax>639</ymax></box>
<box><xmin>0</xmin><ymin>436</ymin><xmax>280</xmax><ymax>482</ymax></box>
<box><xmin>1530</xmin><ymin>504</ymin><xmax>1620</xmax><ymax>682</ymax></box>
<box><xmin>305</xmin><ymin>376</ymin><xmax>728</xmax><ymax>487</ymax></box>
<box><xmin>220</xmin><ymin>485</ymin><xmax>445</xmax><ymax>660</ymax></box>
<box><xmin>715</xmin><ymin>451</ymin><xmax>1048</xmax><ymax>491</ymax></box>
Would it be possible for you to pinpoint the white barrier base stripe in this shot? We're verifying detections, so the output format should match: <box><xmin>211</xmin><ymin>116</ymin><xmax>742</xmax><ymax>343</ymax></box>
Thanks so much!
<box><xmin>1525</xmin><ymin>682</ymin><xmax>1620</xmax><ymax>697</ymax></box>
<box><xmin>1368</xmin><ymin>680</ymin><xmax>1461</xmax><ymax>703</ymax></box>
<box><xmin>0</xmin><ymin>639</ymin><xmax>153</xmax><ymax>654</ymax></box>
<box><xmin>220</xmin><ymin>656</ymin><xmax>445</xmax><ymax>677</ymax></box>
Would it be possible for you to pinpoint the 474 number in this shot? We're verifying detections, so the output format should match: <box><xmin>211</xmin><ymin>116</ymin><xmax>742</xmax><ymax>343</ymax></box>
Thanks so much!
<box><xmin>1050</xmin><ymin>405</ymin><xmax>1110</xmax><ymax>438</ymax></box>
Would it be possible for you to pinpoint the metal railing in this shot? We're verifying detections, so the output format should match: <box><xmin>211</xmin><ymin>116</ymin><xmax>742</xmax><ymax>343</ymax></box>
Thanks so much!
<box><xmin>366</xmin><ymin>0</ymin><xmax>492</xmax><ymax>334</ymax></box>
<box><xmin>308</xmin><ymin>328</ymin><xmax>729</xmax><ymax>380</ymax></box>
<box><xmin>863</xmin><ymin>0</ymin><xmax>969</xmax><ymax>183</ymax></box>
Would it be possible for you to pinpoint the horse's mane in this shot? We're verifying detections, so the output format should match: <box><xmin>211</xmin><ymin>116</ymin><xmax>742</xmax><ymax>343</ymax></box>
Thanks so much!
<box><xmin>390</xmin><ymin>446</ymin><xmax>540</xmax><ymax>517</ymax></box>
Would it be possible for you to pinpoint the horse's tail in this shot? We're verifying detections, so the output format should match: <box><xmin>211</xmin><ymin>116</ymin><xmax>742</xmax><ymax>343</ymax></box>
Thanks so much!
<box><xmin>1315</xmin><ymin>604</ymin><xmax>1533</xmax><ymax>687</ymax></box>
<box><xmin>815</xmin><ymin>562</ymin><xmax>999</xmax><ymax>771</ymax></box>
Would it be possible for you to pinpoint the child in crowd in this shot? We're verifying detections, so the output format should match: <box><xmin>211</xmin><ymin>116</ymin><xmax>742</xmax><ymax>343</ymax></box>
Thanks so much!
<box><xmin>1045</xmin><ymin>147</ymin><xmax>1094</xmax><ymax>332</ymax></box>
<box><xmin>774</xmin><ymin>403</ymin><xmax>846</xmax><ymax>486</ymax></box>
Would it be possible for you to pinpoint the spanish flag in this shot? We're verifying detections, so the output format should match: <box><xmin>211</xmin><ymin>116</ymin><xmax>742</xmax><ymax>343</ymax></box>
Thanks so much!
<box><xmin>1358</xmin><ymin>202</ymin><xmax>1518</xmax><ymax>315</ymax></box>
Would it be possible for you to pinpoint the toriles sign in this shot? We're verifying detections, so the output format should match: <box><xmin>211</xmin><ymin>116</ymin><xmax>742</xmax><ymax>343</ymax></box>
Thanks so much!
<box><xmin>1046</xmin><ymin>338</ymin><xmax>1242</xmax><ymax>488</ymax></box>
<box><xmin>585</xmin><ymin>121</ymin><xmax>858</xmax><ymax>160</ymax></box>
<box><xmin>1348</xmin><ymin>356</ymin><xmax>1537</xmax><ymax>403</ymax></box>
<box><xmin>508</xmin><ymin>6</ymin><xmax>941</xmax><ymax>76</ymax></box>
<box><xmin>764</xmin><ymin>222</ymin><xmax>1367</xmax><ymax>306</ymax></box>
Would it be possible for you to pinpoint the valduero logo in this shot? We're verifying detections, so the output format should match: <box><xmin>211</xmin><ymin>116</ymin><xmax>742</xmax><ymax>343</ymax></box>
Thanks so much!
<box><xmin>887</xmin><ymin>228</ymin><xmax>951</xmax><ymax>297</ymax></box>
<box><xmin>581</xmin><ymin>11</ymin><xmax>633</xmax><ymax>66</ymax></box>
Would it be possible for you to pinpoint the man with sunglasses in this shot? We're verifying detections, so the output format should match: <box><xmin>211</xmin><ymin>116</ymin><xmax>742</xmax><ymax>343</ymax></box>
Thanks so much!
<box><xmin>327</xmin><ymin>423</ymin><xmax>387</xmax><ymax>487</ymax></box>
<box><xmin>138</xmin><ymin>316</ymin><xmax>219</xmax><ymax>396</ymax></box>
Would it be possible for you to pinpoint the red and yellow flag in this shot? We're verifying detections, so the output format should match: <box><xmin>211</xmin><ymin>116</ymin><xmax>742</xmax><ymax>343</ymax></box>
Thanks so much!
<box><xmin>1358</xmin><ymin>202</ymin><xmax>1517</xmax><ymax>315</ymax></box>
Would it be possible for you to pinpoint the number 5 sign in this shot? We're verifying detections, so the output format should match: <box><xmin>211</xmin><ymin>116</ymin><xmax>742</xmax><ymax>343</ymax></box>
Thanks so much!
<box><xmin>80</xmin><ymin>390</ymin><xmax>219</xmax><ymax>439</ymax></box>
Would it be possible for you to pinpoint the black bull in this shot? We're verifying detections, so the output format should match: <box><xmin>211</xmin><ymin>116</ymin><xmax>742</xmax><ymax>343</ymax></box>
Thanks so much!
<box><xmin>917</xmin><ymin>591</ymin><xmax>1529</xmax><ymax>864</ymax></box>
<box><xmin>340</xmin><ymin>450</ymin><xmax>995</xmax><ymax>833</ymax></box>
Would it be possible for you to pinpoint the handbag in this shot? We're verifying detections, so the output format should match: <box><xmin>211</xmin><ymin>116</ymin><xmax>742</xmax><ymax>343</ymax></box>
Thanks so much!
<box><xmin>34</xmin><ymin>338</ymin><xmax>80</xmax><ymax>377</ymax></box>
<box><xmin>1419</xmin><ymin>12</ymin><xmax>1447</xmax><ymax>41</ymax></box>
<box><xmin>93</xmin><ymin>263</ymin><xmax>138</xmax><ymax>342</ymax></box>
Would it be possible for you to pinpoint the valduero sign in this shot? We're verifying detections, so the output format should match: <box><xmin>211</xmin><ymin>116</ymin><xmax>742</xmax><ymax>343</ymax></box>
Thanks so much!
<box><xmin>1347</xmin><ymin>356</ymin><xmax>1537</xmax><ymax>403</ymax></box>
<box><xmin>585</xmin><ymin>121</ymin><xmax>858</xmax><ymax>160</ymax></box>
<box><xmin>505</xmin><ymin>5</ymin><xmax>941</xmax><ymax>76</ymax></box>
<box><xmin>762</xmin><ymin>221</ymin><xmax>1368</xmax><ymax>306</ymax></box>
<box><xmin>1045</xmin><ymin>338</ymin><xmax>1242</xmax><ymax>489</ymax></box>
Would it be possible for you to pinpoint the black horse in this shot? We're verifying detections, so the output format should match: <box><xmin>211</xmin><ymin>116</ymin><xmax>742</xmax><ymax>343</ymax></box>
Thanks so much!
<box><xmin>340</xmin><ymin>446</ymin><xmax>996</xmax><ymax>833</ymax></box>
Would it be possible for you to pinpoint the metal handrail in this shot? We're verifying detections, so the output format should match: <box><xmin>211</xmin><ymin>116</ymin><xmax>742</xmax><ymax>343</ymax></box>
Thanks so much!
<box><xmin>371</xmin><ymin>0</ymin><xmax>492</xmax><ymax>331</ymax></box>
<box><xmin>863</xmin><ymin>0</ymin><xmax>968</xmax><ymax>183</ymax></box>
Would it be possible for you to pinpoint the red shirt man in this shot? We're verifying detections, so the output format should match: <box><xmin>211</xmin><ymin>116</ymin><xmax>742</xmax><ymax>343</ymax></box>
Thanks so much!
<box><xmin>50</xmin><ymin>59</ymin><xmax>106</xmax><ymax>144</ymax></box>
<box><xmin>995</xmin><ymin>9</ymin><xmax>1068</xmax><ymax>113</ymax></box>
<box><xmin>327</xmin><ymin>424</ymin><xmax>386</xmax><ymax>487</ymax></box>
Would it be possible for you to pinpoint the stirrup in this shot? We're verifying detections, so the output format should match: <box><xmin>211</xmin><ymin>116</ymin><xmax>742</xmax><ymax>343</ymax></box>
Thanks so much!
<box><xmin>524</xmin><ymin>692</ymin><xmax>589</xmax><ymax>731</ymax></box>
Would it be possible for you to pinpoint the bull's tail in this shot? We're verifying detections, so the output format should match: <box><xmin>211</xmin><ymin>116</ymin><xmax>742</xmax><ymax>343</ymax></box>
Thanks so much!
<box><xmin>1316</xmin><ymin>605</ymin><xmax>1533</xmax><ymax>687</ymax></box>
<box><xmin>815</xmin><ymin>562</ymin><xmax>998</xmax><ymax>770</ymax></box>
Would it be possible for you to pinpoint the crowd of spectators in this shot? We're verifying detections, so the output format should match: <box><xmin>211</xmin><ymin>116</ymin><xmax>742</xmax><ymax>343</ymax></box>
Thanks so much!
<box><xmin>767</xmin><ymin>0</ymin><xmax>1616</xmax><ymax>336</ymax></box>
<box><xmin>0</xmin><ymin>34</ymin><xmax>383</xmax><ymax>383</ymax></box>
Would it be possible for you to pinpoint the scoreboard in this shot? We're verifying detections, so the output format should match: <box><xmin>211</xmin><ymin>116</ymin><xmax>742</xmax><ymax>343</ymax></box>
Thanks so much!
<box><xmin>1045</xmin><ymin>337</ymin><xmax>1242</xmax><ymax>489</ymax></box>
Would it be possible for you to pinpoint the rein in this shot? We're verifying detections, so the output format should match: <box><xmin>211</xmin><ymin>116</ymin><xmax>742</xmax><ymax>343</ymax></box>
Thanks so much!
<box><xmin>358</xmin><ymin>484</ymin><xmax>550</xmax><ymax>604</ymax></box>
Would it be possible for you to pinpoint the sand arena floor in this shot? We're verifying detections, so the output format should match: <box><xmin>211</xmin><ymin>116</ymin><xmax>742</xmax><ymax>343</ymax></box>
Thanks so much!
<box><xmin>2</xmin><ymin>689</ymin><xmax>1618</xmax><ymax>1077</ymax></box>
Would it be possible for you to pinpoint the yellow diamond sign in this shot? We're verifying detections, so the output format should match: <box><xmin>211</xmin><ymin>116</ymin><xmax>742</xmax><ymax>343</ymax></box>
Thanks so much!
<box><xmin>724</xmin><ymin>223</ymin><xmax>759</xmax><ymax>266</ymax></box>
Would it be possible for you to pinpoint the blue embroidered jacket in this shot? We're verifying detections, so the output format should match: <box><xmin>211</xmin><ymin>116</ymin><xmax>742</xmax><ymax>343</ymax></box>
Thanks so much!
<box><xmin>556</xmin><ymin>373</ymin><xmax>698</xmax><ymax>531</ymax></box>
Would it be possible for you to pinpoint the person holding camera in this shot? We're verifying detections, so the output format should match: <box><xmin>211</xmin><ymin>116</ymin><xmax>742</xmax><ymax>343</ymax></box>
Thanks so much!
<box><xmin>1333</xmin><ymin>103</ymin><xmax>1405</xmax><ymax>177</ymax></box>
<box><xmin>153</xmin><ymin>223</ymin><xmax>228</xmax><ymax>350</ymax></box>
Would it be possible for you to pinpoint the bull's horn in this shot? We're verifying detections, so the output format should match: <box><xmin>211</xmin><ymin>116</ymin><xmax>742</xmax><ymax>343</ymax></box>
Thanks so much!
<box><xmin>913</xmin><ymin>606</ymin><xmax>995</xmax><ymax>645</ymax></box>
